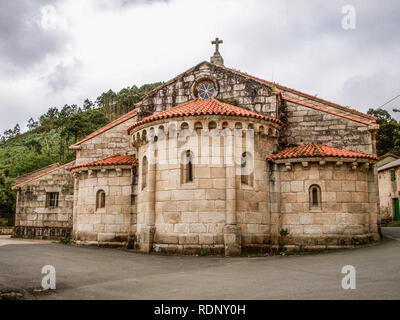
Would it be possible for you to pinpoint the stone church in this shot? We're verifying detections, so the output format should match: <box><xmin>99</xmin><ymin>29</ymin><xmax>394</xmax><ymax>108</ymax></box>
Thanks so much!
<box><xmin>12</xmin><ymin>40</ymin><xmax>381</xmax><ymax>255</ymax></box>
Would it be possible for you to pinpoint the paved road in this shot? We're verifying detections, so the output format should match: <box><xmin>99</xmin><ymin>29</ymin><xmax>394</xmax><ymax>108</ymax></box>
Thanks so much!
<box><xmin>0</xmin><ymin>229</ymin><xmax>399</xmax><ymax>300</ymax></box>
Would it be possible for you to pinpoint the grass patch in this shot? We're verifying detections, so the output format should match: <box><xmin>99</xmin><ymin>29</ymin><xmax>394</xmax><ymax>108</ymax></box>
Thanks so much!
<box><xmin>0</xmin><ymin>217</ymin><xmax>10</xmax><ymax>227</ymax></box>
<box><xmin>385</xmin><ymin>221</ymin><xmax>400</xmax><ymax>227</ymax></box>
<box><xmin>59</xmin><ymin>237</ymin><xmax>75</xmax><ymax>245</ymax></box>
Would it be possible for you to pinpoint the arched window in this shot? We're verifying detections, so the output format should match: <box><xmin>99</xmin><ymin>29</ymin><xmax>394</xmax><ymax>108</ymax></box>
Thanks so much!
<box><xmin>96</xmin><ymin>190</ymin><xmax>106</xmax><ymax>210</ymax></box>
<box><xmin>309</xmin><ymin>185</ymin><xmax>321</xmax><ymax>209</ymax></box>
<box><xmin>208</xmin><ymin>121</ymin><xmax>217</xmax><ymax>130</ymax></box>
<box><xmin>241</xmin><ymin>152</ymin><xmax>254</xmax><ymax>187</ymax></box>
<box><xmin>181</xmin><ymin>150</ymin><xmax>194</xmax><ymax>183</ymax></box>
<box><xmin>142</xmin><ymin>156</ymin><xmax>148</xmax><ymax>190</ymax></box>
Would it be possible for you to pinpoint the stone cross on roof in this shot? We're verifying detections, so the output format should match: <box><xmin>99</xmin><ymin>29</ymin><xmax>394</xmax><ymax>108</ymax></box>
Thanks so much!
<box><xmin>212</xmin><ymin>37</ymin><xmax>223</xmax><ymax>54</ymax></box>
<box><xmin>210</xmin><ymin>37</ymin><xmax>224</xmax><ymax>66</ymax></box>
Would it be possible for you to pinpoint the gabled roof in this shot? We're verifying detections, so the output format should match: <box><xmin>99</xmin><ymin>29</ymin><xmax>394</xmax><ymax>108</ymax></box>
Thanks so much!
<box><xmin>127</xmin><ymin>98</ymin><xmax>283</xmax><ymax>133</ymax></box>
<box><xmin>12</xmin><ymin>160</ymin><xmax>76</xmax><ymax>190</ymax></box>
<box><xmin>378</xmin><ymin>159</ymin><xmax>400</xmax><ymax>172</ymax></box>
<box><xmin>140</xmin><ymin>61</ymin><xmax>208</xmax><ymax>101</ymax></box>
<box><xmin>218</xmin><ymin>64</ymin><xmax>377</xmax><ymax>122</ymax></box>
<box><xmin>70</xmin><ymin>154</ymin><xmax>137</xmax><ymax>170</ymax></box>
<box><xmin>268</xmin><ymin>143</ymin><xmax>378</xmax><ymax>160</ymax></box>
<box><xmin>13</xmin><ymin>163</ymin><xmax>61</xmax><ymax>186</ymax></box>
<box><xmin>282</xmin><ymin>95</ymin><xmax>379</xmax><ymax>127</ymax></box>
<box><xmin>378</xmin><ymin>153</ymin><xmax>400</xmax><ymax>161</ymax></box>
<box><xmin>140</xmin><ymin>60</ymin><xmax>376</xmax><ymax>122</ymax></box>
<box><xmin>69</xmin><ymin>108</ymin><xmax>137</xmax><ymax>148</ymax></box>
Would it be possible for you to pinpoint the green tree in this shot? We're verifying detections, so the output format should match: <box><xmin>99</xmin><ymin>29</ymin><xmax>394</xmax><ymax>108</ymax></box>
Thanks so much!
<box><xmin>27</xmin><ymin>118</ymin><xmax>39</xmax><ymax>131</ymax></box>
<box><xmin>367</xmin><ymin>108</ymin><xmax>400</xmax><ymax>156</ymax></box>
<box><xmin>0</xmin><ymin>171</ymin><xmax>16</xmax><ymax>215</ymax></box>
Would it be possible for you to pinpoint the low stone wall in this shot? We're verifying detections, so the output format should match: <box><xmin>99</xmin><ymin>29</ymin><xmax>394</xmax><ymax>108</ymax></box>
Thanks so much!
<box><xmin>13</xmin><ymin>226</ymin><xmax>71</xmax><ymax>240</ymax></box>
<box><xmin>378</xmin><ymin>167</ymin><xmax>398</xmax><ymax>222</ymax></box>
<box><xmin>14</xmin><ymin>162</ymin><xmax>74</xmax><ymax>234</ymax></box>
<box><xmin>72</xmin><ymin>166</ymin><xmax>135</xmax><ymax>243</ymax></box>
<box><xmin>0</xmin><ymin>227</ymin><xmax>13</xmax><ymax>235</ymax></box>
<box><xmin>152</xmin><ymin>243</ymin><xmax>225</xmax><ymax>255</ymax></box>
<box><xmin>269</xmin><ymin>158</ymin><xmax>380</xmax><ymax>245</ymax></box>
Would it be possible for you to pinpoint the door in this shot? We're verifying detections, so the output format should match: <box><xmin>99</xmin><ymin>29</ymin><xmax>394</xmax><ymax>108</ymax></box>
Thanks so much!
<box><xmin>394</xmin><ymin>198</ymin><xmax>400</xmax><ymax>221</ymax></box>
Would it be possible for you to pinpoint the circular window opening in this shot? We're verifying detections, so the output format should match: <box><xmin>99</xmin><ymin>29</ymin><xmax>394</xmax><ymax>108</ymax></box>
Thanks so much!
<box><xmin>193</xmin><ymin>79</ymin><xmax>217</xmax><ymax>100</ymax></box>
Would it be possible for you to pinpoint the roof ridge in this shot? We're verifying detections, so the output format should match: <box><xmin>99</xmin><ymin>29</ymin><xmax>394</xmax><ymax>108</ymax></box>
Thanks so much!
<box><xmin>127</xmin><ymin>98</ymin><xmax>283</xmax><ymax>133</ymax></box>
<box><xmin>14</xmin><ymin>162</ymin><xmax>61</xmax><ymax>180</ymax></box>
<box><xmin>141</xmin><ymin>61</ymin><xmax>209</xmax><ymax>101</ymax></box>
<box><xmin>12</xmin><ymin>160</ymin><xmax>76</xmax><ymax>190</ymax></box>
<box><xmin>282</xmin><ymin>95</ymin><xmax>378</xmax><ymax>127</ymax></box>
<box><xmin>219</xmin><ymin>65</ymin><xmax>377</xmax><ymax>121</ymax></box>
<box><xmin>70</xmin><ymin>108</ymin><xmax>138</xmax><ymax>147</ymax></box>
<box><xmin>70</xmin><ymin>153</ymin><xmax>137</xmax><ymax>170</ymax></box>
<box><xmin>269</xmin><ymin>143</ymin><xmax>378</xmax><ymax>160</ymax></box>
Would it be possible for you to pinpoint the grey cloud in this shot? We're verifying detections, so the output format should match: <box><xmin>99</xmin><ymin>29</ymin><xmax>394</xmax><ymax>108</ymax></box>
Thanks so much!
<box><xmin>340</xmin><ymin>71</ymin><xmax>400</xmax><ymax>117</ymax></box>
<box><xmin>0</xmin><ymin>0</ymin><xmax>399</xmax><ymax>133</ymax></box>
<box><xmin>0</xmin><ymin>0</ymin><xmax>70</xmax><ymax>70</ymax></box>
<box><xmin>93</xmin><ymin>0</ymin><xmax>168</xmax><ymax>10</ymax></box>
<box><xmin>45</xmin><ymin>58</ymin><xmax>83</xmax><ymax>92</ymax></box>
<box><xmin>223</xmin><ymin>0</ymin><xmax>399</xmax><ymax>114</ymax></box>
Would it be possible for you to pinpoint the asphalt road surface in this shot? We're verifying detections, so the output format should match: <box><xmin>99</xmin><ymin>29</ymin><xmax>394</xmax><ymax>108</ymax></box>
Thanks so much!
<box><xmin>0</xmin><ymin>228</ymin><xmax>399</xmax><ymax>300</ymax></box>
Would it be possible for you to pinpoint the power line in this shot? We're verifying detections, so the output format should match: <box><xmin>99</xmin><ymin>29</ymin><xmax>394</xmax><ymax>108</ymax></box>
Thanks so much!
<box><xmin>378</xmin><ymin>94</ymin><xmax>400</xmax><ymax>109</ymax></box>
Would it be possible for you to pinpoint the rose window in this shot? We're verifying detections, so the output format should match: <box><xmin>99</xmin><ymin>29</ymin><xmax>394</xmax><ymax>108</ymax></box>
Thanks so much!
<box><xmin>196</xmin><ymin>81</ymin><xmax>216</xmax><ymax>99</ymax></box>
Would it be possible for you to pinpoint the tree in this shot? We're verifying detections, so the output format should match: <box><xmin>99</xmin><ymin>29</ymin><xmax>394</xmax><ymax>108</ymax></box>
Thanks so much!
<box><xmin>62</xmin><ymin>109</ymin><xmax>108</xmax><ymax>144</ymax></box>
<box><xmin>27</xmin><ymin>118</ymin><xmax>39</xmax><ymax>131</ymax></box>
<box><xmin>0</xmin><ymin>171</ymin><xmax>16</xmax><ymax>216</ymax></box>
<box><xmin>367</xmin><ymin>108</ymin><xmax>400</xmax><ymax>156</ymax></box>
<box><xmin>0</xmin><ymin>81</ymin><xmax>161</xmax><ymax>174</ymax></box>
<box><xmin>83</xmin><ymin>99</ymin><xmax>94</xmax><ymax>111</ymax></box>
<box><xmin>39</xmin><ymin>107</ymin><xmax>60</xmax><ymax>155</ymax></box>
<box><xmin>13</xmin><ymin>124</ymin><xmax>20</xmax><ymax>136</ymax></box>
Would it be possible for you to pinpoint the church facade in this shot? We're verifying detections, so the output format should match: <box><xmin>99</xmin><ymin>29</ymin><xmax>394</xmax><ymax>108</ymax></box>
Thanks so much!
<box><xmin>12</xmin><ymin>44</ymin><xmax>381</xmax><ymax>255</ymax></box>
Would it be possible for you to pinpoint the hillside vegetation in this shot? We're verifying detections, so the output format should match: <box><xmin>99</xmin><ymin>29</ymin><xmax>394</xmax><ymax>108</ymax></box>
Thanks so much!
<box><xmin>0</xmin><ymin>82</ymin><xmax>161</xmax><ymax>217</ymax></box>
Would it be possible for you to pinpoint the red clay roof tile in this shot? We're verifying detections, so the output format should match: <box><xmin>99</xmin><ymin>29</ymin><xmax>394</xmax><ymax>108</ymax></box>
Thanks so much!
<box><xmin>70</xmin><ymin>154</ymin><xmax>137</xmax><ymax>170</ymax></box>
<box><xmin>268</xmin><ymin>143</ymin><xmax>378</xmax><ymax>160</ymax></box>
<box><xmin>127</xmin><ymin>98</ymin><xmax>283</xmax><ymax>133</ymax></box>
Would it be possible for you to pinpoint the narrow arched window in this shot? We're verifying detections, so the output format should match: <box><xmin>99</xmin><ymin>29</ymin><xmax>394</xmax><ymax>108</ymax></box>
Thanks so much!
<box><xmin>142</xmin><ymin>156</ymin><xmax>148</xmax><ymax>190</ymax></box>
<box><xmin>96</xmin><ymin>190</ymin><xmax>105</xmax><ymax>209</ymax></box>
<box><xmin>241</xmin><ymin>152</ymin><xmax>248</xmax><ymax>185</ymax></box>
<box><xmin>188</xmin><ymin>153</ymin><xmax>193</xmax><ymax>182</ymax></box>
<box><xmin>181</xmin><ymin>150</ymin><xmax>194</xmax><ymax>183</ymax></box>
<box><xmin>312</xmin><ymin>188</ymin><xmax>318</xmax><ymax>205</ymax></box>
<box><xmin>241</xmin><ymin>152</ymin><xmax>254</xmax><ymax>187</ymax></box>
<box><xmin>309</xmin><ymin>185</ymin><xmax>321</xmax><ymax>209</ymax></box>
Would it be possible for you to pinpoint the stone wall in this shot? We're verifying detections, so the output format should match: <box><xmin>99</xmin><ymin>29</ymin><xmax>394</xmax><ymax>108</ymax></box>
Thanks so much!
<box><xmin>139</xmin><ymin>61</ymin><xmax>376</xmax><ymax>158</ymax></box>
<box><xmin>132</xmin><ymin>116</ymin><xmax>280</xmax><ymax>254</ymax></box>
<box><xmin>73</xmin><ymin>166</ymin><xmax>135</xmax><ymax>245</ymax></box>
<box><xmin>14</xmin><ymin>164</ymin><xmax>74</xmax><ymax>240</ymax></box>
<box><xmin>280</xmin><ymin>101</ymin><xmax>375</xmax><ymax>155</ymax></box>
<box><xmin>236</xmin><ymin>130</ymin><xmax>275</xmax><ymax>250</ymax></box>
<box><xmin>271</xmin><ymin>160</ymin><xmax>379</xmax><ymax>247</ymax></box>
<box><xmin>378</xmin><ymin>167</ymin><xmax>399</xmax><ymax>222</ymax></box>
<box><xmin>0</xmin><ymin>227</ymin><xmax>13</xmax><ymax>235</ymax></box>
<box><xmin>281</xmin><ymin>90</ymin><xmax>376</xmax><ymax>124</ymax></box>
<box><xmin>74</xmin><ymin>117</ymin><xmax>137</xmax><ymax>166</ymax></box>
<box><xmin>140</xmin><ymin>62</ymin><xmax>279</xmax><ymax>119</ymax></box>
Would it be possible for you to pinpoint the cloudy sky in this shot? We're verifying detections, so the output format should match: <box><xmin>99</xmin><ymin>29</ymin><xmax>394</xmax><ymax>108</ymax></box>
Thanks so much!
<box><xmin>0</xmin><ymin>0</ymin><xmax>399</xmax><ymax>133</ymax></box>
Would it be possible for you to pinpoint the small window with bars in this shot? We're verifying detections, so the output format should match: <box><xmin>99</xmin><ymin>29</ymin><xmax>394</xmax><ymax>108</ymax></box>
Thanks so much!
<box><xmin>46</xmin><ymin>192</ymin><xmax>59</xmax><ymax>208</ymax></box>
<box><xmin>391</xmin><ymin>169</ymin><xmax>396</xmax><ymax>181</ymax></box>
